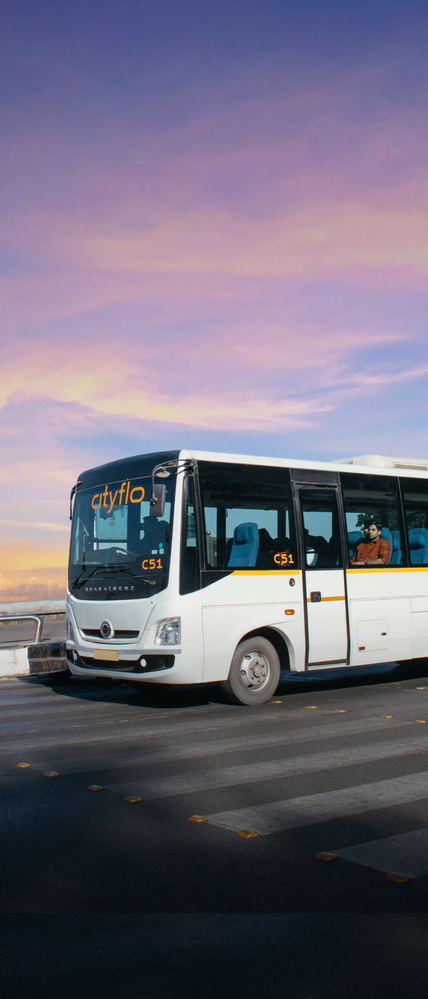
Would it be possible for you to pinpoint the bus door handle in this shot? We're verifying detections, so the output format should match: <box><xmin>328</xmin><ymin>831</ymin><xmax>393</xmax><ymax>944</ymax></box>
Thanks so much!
<box><xmin>310</xmin><ymin>591</ymin><xmax>322</xmax><ymax>603</ymax></box>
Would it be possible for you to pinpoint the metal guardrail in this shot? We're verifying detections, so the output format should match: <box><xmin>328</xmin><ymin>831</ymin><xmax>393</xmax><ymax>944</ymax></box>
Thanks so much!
<box><xmin>0</xmin><ymin>614</ymin><xmax>43</xmax><ymax>643</ymax></box>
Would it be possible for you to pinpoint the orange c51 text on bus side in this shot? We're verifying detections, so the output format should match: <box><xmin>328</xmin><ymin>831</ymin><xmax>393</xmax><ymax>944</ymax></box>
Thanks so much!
<box><xmin>274</xmin><ymin>553</ymin><xmax>294</xmax><ymax>565</ymax></box>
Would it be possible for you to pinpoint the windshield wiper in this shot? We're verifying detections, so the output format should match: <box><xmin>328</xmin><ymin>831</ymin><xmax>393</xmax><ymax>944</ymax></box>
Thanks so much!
<box><xmin>72</xmin><ymin>553</ymin><xmax>137</xmax><ymax>590</ymax></box>
<box><xmin>72</xmin><ymin>565</ymin><xmax>100</xmax><ymax>590</ymax></box>
<box><xmin>102</xmin><ymin>566</ymin><xmax>158</xmax><ymax>587</ymax></box>
<box><xmin>72</xmin><ymin>564</ymin><xmax>158</xmax><ymax>589</ymax></box>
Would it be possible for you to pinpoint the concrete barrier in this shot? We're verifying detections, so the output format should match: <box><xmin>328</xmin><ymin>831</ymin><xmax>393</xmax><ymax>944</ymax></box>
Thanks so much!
<box><xmin>0</xmin><ymin>641</ymin><xmax>68</xmax><ymax>678</ymax></box>
<box><xmin>0</xmin><ymin>599</ymin><xmax>66</xmax><ymax>617</ymax></box>
<box><xmin>0</xmin><ymin>600</ymin><xmax>68</xmax><ymax>677</ymax></box>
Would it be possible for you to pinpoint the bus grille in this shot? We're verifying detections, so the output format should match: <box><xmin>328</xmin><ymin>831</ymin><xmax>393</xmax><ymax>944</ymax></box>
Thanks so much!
<box><xmin>81</xmin><ymin>629</ymin><xmax>139</xmax><ymax>639</ymax></box>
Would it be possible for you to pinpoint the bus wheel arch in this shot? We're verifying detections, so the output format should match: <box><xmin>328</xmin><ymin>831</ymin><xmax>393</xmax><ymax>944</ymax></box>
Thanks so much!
<box><xmin>238</xmin><ymin>626</ymin><xmax>291</xmax><ymax>671</ymax></box>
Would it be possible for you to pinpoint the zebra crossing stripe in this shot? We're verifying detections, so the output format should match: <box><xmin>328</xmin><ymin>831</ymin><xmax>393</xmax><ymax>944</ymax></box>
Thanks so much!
<box><xmin>27</xmin><ymin>727</ymin><xmax>428</xmax><ymax>780</ymax></box>
<box><xmin>205</xmin><ymin>772</ymin><xmax>428</xmax><ymax>835</ymax></box>
<box><xmin>332</xmin><ymin>827</ymin><xmax>428</xmax><ymax>879</ymax></box>
<box><xmin>0</xmin><ymin>712</ymin><xmax>418</xmax><ymax>757</ymax></box>
<box><xmin>98</xmin><ymin>735</ymin><xmax>428</xmax><ymax>800</ymax></box>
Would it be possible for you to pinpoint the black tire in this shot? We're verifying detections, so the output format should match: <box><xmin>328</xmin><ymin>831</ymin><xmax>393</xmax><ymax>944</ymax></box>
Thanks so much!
<box><xmin>221</xmin><ymin>636</ymin><xmax>280</xmax><ymax>706</ymax></box>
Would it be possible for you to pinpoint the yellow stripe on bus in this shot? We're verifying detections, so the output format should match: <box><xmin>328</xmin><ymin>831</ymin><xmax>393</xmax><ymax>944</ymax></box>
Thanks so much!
<box><xmin>231</xmin><ymin>570</ymin><xmax>300</xmax><ymax>576</ymax></box>
<box><xmin>346</xmin><ymin>567</ymin><xmax>428</xmax><ymax>573</ymax></box>
<box><xmin>306</xmin><ymin>596</ymin><xmax>345</xmax><ymax>602</ymax></box>
<box><xmin>229</xmin><ymin>567</ymin><xmax>428</xmax><ymax>576</ymax></box>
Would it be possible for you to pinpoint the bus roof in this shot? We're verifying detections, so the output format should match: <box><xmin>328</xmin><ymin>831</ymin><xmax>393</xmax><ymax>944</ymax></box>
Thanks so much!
<box><xmin>178</xmin><ymin>449</ymin><xmax>428</xmax><ymax>478</ymax></box>
<box><xmin>336</xmin><ymin>454</ymin><xmax>428</xmax><ymax>470</ymax></box>
<box><xmin>75</xmin><ymin>448</ymin><xmax>428</xmax><ymax>489</ymax></box>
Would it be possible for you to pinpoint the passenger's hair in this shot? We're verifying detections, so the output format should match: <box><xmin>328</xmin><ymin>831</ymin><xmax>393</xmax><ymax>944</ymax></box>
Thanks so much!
<box><xmin>364</xmin><ymin>519</ymin><xmax>382</xmax><ymax>530</ymax></box>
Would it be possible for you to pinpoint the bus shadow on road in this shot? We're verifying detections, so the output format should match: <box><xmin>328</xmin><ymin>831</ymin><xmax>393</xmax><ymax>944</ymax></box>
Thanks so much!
<box><xmin>38</xmin><ymin>674</ymin><xmax>228</xmax><ymax>709</ymax></box>
<box><xmin>276</xmin><ymin>659</ymin><xmax>428</xmax><ymax>695</ymax></box>
<box><xmin>36</xmin><ymin>657</ymin><xmax>428</xmax><ymax>709</ymax></box>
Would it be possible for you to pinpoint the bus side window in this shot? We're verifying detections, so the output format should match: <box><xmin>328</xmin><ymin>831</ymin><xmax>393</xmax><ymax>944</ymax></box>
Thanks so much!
<box><xmin>198</xmin><ymin>461</ymin><xmax>297</xmax><ymax>571</ymax></box>
<box><xmin>340</xmin><ymin>472</ymin><xmax>405</xmax><ymax>566</ymax></box>
<box><xmin>299</xmin><ymin>489</ymin><xmax>342</xmax><ymax>568</ymax></box>
<box><xmin>401</xmin><ymin>477</ymin><xmax>428</xmax><ymax>565</ymax></box>
<box><xmin>180</xmin><ymin>475</ymin><xmax>201</xmax><ymax>594</ymax></box>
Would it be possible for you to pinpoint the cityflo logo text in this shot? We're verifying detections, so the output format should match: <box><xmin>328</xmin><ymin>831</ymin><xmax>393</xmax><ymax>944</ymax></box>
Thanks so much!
<box><xmin>91</xmin><ymin>482</ymin><xmax>145</xmax><ymax>514</ymax></box>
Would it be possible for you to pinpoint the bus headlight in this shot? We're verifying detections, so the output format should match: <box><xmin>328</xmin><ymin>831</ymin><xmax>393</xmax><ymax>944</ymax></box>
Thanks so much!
<box><xmin>154</xmin><ymin>617</ymin><xmax>181</xmax><ymax>646</ymax></box>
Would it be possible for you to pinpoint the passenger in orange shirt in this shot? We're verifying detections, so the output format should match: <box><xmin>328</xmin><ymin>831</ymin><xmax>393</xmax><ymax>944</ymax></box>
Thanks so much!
<box><xmin>350</xmin><ymin>520</ymin><xmax>391</xmax><ymax>566</ymax></box>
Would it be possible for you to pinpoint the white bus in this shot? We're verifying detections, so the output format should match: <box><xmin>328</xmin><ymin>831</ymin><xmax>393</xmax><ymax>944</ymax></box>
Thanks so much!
<box><xmin>66</xmin><ymin>449</ymin><xmax>428</xmax><ymax>705</ymax></box>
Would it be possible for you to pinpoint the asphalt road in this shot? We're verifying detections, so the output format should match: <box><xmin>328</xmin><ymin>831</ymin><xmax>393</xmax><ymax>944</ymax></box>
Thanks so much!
<box><xmin>3</xmin><ymin>661</ymin><xmax>428</xmax><ymax>995</ymax></box>
<box><xmin>1</xmin><ymin>913</ymin><xmax>428</xmax><ymax>999</ymax></box>
<box><xmin>2</xmin><ymin>659</ymin><xmax>428</xmax><ymax>919</ymax></box>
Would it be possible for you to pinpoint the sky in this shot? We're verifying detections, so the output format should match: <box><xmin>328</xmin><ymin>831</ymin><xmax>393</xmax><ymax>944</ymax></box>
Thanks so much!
<box><xmin>1</xmin><ymin>0</ymin><xmax>428</xmax><ymax>599</ymax></box>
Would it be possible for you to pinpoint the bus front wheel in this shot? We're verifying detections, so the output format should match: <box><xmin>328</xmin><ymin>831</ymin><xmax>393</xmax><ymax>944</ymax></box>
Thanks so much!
<box><xmin>221</xmin><ymin>637</ymin><xmax>281</xmax><ymax>706</ymax></box>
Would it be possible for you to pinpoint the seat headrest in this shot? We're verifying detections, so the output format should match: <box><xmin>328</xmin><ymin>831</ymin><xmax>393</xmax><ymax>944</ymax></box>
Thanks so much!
<box><xmin>348</xmin><ymin>531</ymin><xmax>363</xmax><ymax>543</ymax></box>
<box><xmin>409</xmin><ymin>533</ymin><xmax>427</xmax><ymax>550</ymax></box>
<box><xmin>235</xmin><ymin>523</ymin><xmax>257</xmax><ymax>544</ymax></box>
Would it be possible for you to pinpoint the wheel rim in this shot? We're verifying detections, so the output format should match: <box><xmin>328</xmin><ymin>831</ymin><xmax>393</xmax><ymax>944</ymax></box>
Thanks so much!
<box><xmin>239</xmin><ymin>650</ymin><xmax>270</xmax><ymax>690</ymax></box>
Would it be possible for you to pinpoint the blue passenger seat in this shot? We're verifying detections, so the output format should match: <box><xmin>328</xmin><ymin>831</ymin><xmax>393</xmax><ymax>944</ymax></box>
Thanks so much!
<box><xmin>348</xmin><ymin>531</ymin><xmax>363</xmax><ymax>559</ymax></box>
<box><xmin>228</xmin><ymin>523</ymin><xmax>259</xmax><ymax>567</ymax></box>
<box><xmin>390</xmin><ymin>530</ymin><xmax>401</xmax><ymax>565</ymax></box>
<box><xmin>381</xmin><ymin>527</ymin><xmax>393</xmax><ymax>565</ymax></box>
<box><xmin>408</xmin><ymin>528</ymin><xmax>428</xmax><ymax>565</ymax></box>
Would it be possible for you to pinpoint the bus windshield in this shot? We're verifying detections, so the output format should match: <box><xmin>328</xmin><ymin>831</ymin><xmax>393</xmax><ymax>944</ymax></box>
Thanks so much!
<box><xmin>69</xmin><ymin>472</ymin><xmax>175</xmax><ymax>598</ymax></box>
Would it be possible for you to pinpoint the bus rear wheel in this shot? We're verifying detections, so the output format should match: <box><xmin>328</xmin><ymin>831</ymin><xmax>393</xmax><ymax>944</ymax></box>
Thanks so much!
<box><xmin>221</xmin><ymin>637</ymin><xmax>280</xmax><ymax>706</ymax></box>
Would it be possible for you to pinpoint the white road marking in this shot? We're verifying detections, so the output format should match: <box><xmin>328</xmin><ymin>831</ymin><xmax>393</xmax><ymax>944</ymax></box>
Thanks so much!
<box><xmin>18</xmin><ymin>722</ymin><xmax>426</xmax><ymax>777</ymax></box>
<box><xmin>205</xmin><ymin>772</ymin><xmax>428</xmax><ymax>835</ymax></box>
<box><xmin>333</xmin><ymin>828</ymin><xmax>428</xmax><ymax>878</ymax></box>
<box><xmin>103</xmin><ymin>740</ymin><xmax>428</xmax><ymax>801</ymax></box>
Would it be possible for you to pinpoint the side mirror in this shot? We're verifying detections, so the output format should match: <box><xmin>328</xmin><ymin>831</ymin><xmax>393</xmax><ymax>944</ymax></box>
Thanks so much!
<box><xmin>150</xmin><ymin>484</ymin><xmax>166</xmax><ymax>518</ymax></box>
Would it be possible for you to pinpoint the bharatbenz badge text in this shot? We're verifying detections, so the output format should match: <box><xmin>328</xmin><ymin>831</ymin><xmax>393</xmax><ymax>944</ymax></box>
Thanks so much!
<box><xmin>84</xmin><ymin>585</ymin><xmax>135</xmax><ymax>593</ymax></box>
<box><xmin>91</xmin><ymin>481</ymin><xmax>145</xmax><ymax>513</ymax></box>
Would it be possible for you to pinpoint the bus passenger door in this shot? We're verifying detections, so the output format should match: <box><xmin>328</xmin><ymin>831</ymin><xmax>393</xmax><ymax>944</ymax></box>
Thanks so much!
<box><xmin>293</xmin><ymin>481</ymin><xmax>349</xmax><ymax>667</ymax></box>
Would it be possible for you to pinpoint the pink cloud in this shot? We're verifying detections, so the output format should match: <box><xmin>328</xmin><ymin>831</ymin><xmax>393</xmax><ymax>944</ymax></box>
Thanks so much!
<box><xmin>4</xmin><ymin>179</ymin><xmax>428</xmax><ymax>288</ymax></box>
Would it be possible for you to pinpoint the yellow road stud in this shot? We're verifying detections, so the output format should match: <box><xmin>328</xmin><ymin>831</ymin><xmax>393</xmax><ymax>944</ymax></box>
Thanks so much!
<box><xmin>334</xmin><ymin>710</ymin><xmax>346</xmax><ymax>713</ymax></box>
<box><xmin>188</xmin><ymin>815</ymin><xmax>207</xmax><ymax>822</ymax></box>
<box><xmin>87</xmin><ymin>785</ymin><xmax>103</xmax><ymax>791</ymax></box>
<box><xmin>44</xmin><ymin>771</ymin><xmax>59</xmax><ymax>777</ymax></box>
<box><xmin>414</xmin><ymin>720</ymin><xmax>426</xmax><ymax>724</ymax></box>
<box><xmin>237</xmin><ymin>830</ymin><xmax>258</xmax><ymax>838</ymax></box>
<box><xmin>385</xmin><ymin>873</ymin><xmax>410</xmax><ymax>883</ymax></box>
<box><xmin>272</xmin><ymin>700</ymin><xmax>282</xmax><ymax>704</ymax></box>
<box><xmin>315</xmin><ymin>852</ymin><xmax>337</xmax><ymax>861</ymax></box>
<box><xmin>17</xmin><ymin>763</ymin><xmax>31</xmax><ymax>768</ymax></box>
<box><xmin>124</xmin><ymin>796</ymin><xmax>141</xmax><ymax>803</ymax></box>
<box><xmin>306</xmin><ymin>705</ymin><xmax>317</xmax><ymax>709</ymax></box>
<box><xmin>380</xmin><ymin>715</ymin><xmax>392</xmax><ymax>718</ymax></box>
